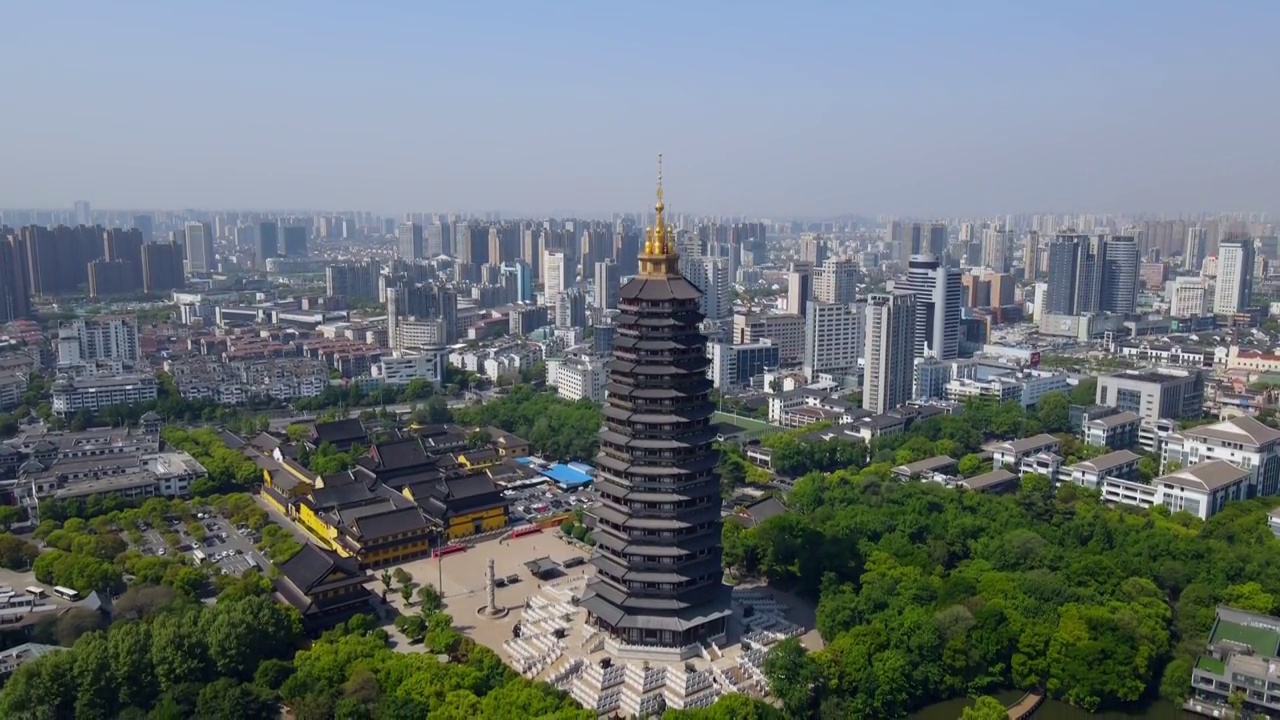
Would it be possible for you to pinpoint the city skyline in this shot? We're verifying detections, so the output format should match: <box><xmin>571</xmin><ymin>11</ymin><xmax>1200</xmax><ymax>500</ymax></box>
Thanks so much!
<box><xmin>3</xmin><ymin>2</ymin><xmax>1278</xmax><ymax>216</ymax></box>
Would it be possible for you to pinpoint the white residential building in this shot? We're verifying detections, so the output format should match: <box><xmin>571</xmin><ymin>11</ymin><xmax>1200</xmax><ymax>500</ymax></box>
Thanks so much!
<box><xmin>372</xmin><ymin>349</ymin><xmax>447</xmax><ymax>387</ymax></box>
<box><xmin>550</xmin><ymin>356</ymin><xmax>608</xmax><ymax>404</ymax></box>
<box><xmin>1097</xmin><ymin>461</ymin><xmax>1249</xmax><ymax>521</ymax></box>
<box><xmin>1213</xmin><ymin>238</ymin><xmax>1254</xmax><ymax>315</ymax></box>
<box><xmin>863</xmin><ymin>291</ymin><xmax>916</xmax><ymax>414</ymax></box>
<box><xmin>1066</xmin><ymin>449</ymin><xmax>1142</xmax><ymax>489</ymax></box>
<box><xmin>544</xmin><ymin>249</ymin><xmax>569</xmax><ymax>295</ymax></box>
<box><xmin>1164</xmin><ymin>416</ymin><xmax>1280</xmax><ymax>496</ymax></box>
<box><xmin>803</xmin><ymin>301</ymin><xmax>864</xmax><ymax>381</ymax></box>
<box><xmin>57</xmin><ymin>317</ymin><xmax>141</xmax><ymax>367</ymax></box>
<box><xmin>990</xmin><ymin>434</ymin><xmax>1060</xmax><ymax>470</ymax></box>
<box><xmin>1168</xmin><ymin>276</ymin><xmax>1211</xmax><ymax>317</ymax></box>
<box><xmin>51</xmin><ymin>375</ymin><xmax>158</xmax><ymax>417</ymax></box>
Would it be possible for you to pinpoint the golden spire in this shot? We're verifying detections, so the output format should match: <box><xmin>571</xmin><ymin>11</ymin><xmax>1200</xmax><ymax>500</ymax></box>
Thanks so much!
<box><xmin>640</xmin><ymin>153</ymin><xmax>679</xmax><ymax>276</ymax></box>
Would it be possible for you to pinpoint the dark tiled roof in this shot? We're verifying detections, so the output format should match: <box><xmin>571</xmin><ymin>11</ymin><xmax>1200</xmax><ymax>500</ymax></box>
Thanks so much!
<box><xmin>740</xmin><ymin>496</ymin><xmax>788</xmax><ymax>526</ymax></box>
<box><xmin>310</xmin><ymin>482</ymin><xmax>377</xmax><ymax>509</ymax></box>
<box><xmin>458</xmin><ymin>447</ymin><xmax>498</xmax><ymax>464</ymax></box>
<box><xmin>351</xmin><ymin>507</ymin><xmax>428</xmax><ymax>540</ymax></box>
<box><xmin>618</xmin><ymin>275</ymin><xmax>702</xmax><ymax>302</ymax></box>
<box><xmin>370</xmin><ymin>437</ymin><xmax>431</xmax><ymax>470</ymax></box>
<box><xmin>311</xmin><ymin>419</ymin><xmax>367</xmax><ymax>446</ymax></box>
<box><xmin>217</xmin><ymin>430</ymin><xmax>247</xmax><ymax>449</ymax></box>
<box><xmin>276</xmin><ymin>544</ymin><xmax>359</xmax><ymax>594</ymax></box>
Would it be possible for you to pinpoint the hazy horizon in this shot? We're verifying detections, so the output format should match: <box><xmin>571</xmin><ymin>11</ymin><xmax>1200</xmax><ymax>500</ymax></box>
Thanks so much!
<box><xmin>4</xmin><ymin>1</ymin><xmax>1279</xmax><ymax>217</ymax></box>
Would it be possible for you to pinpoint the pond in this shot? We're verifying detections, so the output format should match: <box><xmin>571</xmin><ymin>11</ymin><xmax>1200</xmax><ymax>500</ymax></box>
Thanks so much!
<box><xmin>912</xmin><ymin>692</ymin><xmax>1197</xmax><ymax>719</ymax></box>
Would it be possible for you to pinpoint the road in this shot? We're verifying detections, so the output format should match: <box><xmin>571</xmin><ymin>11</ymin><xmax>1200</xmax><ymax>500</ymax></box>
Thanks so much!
<box><xmin>267</xmin><ymin>398</ymin><xmax>479</xmax><ymax>431</ymax></box>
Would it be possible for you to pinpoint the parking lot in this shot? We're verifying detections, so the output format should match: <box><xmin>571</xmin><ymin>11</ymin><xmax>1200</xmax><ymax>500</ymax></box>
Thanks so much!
<box><xmin>504</xmin><ymin>482</ymin><xmax>597</xmax><ymax>524</ymax></box>
<box><xmin>134</xmin><ymin>513</ymin><xmax>266</xmax><ymax>577</ymax></box>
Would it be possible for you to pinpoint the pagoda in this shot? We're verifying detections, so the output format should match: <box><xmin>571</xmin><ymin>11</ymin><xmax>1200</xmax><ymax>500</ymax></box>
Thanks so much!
<box><xmin>580</xmin><ymin>156</ymin><xmax>732</xmax><ymax>651</ymax></box>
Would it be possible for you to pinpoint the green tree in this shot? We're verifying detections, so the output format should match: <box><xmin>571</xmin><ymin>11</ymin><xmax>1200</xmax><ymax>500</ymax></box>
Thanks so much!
<box><xmin>762</xmin><ymin>638</ymin><xmax>820</xmax><ymax>719</ymax></box>
<box><xmin>1035</xmin><ymin>392</ymin><xmax>1071</xmax><ymax>433</ymax></box>
<box><xmin>961</xmin><ymin>695</ymin><xmax>1008</xmax><ymax>720</ymax></box>
<box><xmin>195</xmin><ymin>678</ymin><xmax>277</xmax><ymax>720</ymax></box>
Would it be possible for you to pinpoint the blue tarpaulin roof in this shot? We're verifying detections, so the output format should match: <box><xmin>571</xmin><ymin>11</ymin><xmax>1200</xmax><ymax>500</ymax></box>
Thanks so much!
<box><xmin>541</xmin><ymin>463</ymin><xmax>593</xmax><ymax>488</ymax></box>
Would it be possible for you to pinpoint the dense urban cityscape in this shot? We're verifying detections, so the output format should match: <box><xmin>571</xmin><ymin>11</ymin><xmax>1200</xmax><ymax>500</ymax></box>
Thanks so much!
<box><xmin>0</xmin><ymin>176</ymin><xmax>1278</xmax><ymax>719</ymax></box>
<box><xmin>2</xmin><ymin>1</ymin><xmax>1279</xmax><ymax>718</ymax></box>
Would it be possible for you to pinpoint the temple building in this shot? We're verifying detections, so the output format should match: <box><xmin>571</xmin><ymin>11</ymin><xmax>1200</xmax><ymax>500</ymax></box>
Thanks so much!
<box><xmin>580</xmin><ymin>157</ymin><xmax>732</xmax><ymax>651</ymax></box>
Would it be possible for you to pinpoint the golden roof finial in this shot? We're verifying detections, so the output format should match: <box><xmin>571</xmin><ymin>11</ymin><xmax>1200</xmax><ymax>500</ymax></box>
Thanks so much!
<box><xmin>656</xmin><ymin>153</ymin><xmax>664</xmax><ymax>214</ymax></box>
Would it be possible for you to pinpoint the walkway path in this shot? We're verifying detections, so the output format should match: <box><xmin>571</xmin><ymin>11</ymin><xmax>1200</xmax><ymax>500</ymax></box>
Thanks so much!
<box><xmin>1006</xmin><ymin>691</ymin><xmax>1044</xmax><ymax>719</ymax></box>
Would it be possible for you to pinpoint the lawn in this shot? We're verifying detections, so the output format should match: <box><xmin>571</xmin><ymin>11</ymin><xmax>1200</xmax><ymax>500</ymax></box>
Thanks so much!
<box><xmin>713</xmin><ymin>411</ymin><xmax>776</xmax><ymax>433</ymax></box>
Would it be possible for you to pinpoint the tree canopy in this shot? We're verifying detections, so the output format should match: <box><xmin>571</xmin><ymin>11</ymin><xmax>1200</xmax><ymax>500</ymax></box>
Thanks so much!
<box><xmin>452</xmin><ymin>385</ymin><xmax>601</xmax><ymax>461</ymax></box>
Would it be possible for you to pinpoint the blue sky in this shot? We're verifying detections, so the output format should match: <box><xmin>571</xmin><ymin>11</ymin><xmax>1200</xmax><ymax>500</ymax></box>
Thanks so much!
<box><xmin>3</xmin><ymin>1</ymin><xmax>1278</xmax><ymax>216</ymax></box>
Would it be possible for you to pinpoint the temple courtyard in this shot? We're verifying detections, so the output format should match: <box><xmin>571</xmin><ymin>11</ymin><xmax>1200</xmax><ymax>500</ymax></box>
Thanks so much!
<box><xmin>382</xmin><ymin>530</ymin><xmax>822</xmax><ymax>716</ymax></box>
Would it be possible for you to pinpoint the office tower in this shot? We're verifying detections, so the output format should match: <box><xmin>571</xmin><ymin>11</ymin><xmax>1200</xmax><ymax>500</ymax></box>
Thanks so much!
<box><xmin>326</xmin><ymin>261</ymin><xmax>381</xmax><ymax>302</ymax></box>
<box><xmin>1045</xmin><ymin>233</ymin><xmax>1108</xmax><ymax>316</ymax></box>
<box><xmin>803</xmin><ymin>301</ymin><xmax>864</xmax><ymax>380</ymax></box>
<box><xmin>890</xmin><ymin>222</ymin><xmax>946</xmax><ymax>265</ymax></box>
<box><xmin>1214</xmin><ymin>238</ymin><xmax>1255</xmax><ymax>315</ymax></box>
<box><xmin>544</xmin><ymin>249</ymin><xmax>568</xmax><ymax>294</ymax></box>
<box><xmin>503</xmin><ymin>262</ymin><xmax>534</xmax><ymax>304</ymax></box>
<box><xmin>899</xmin><ymin>255</ymin><xmax>962</xmax><ymax>360</ymax></box>
<box><xmin>282</xmin><ymin>226</ymin><xmax>308</xmax><ymax>257</ymax></box>
<box><xmin>813</xmin><ymin>257</ymin><xmax>860</xmax><ymax>305</ymax></box>
<box><xmin>986</xmin><ymin>272</ymin><xmax>1016</xmax><ymax>307</ymax></box>
<box><xmin>425</xmin><ymin>222</ymin><xmax>445</xmax><ymax>257</ymax></box>
<box><xmin>581</xmin><ymin>229</ymin><xmax>610</xmax><ymax>279</ymax></box>
<box><xmin>863</xmin><ymin>291</ymin><xmax>917</xmax><ymax>414</ymax></box>
<box><xmin>397</xmin><ymin>222</ymin><xmax>424</xmax><ymax>260</ymax></box>
<box><xmin>256</xmin><ymin>221</ymin><xmax>279</xmax><ymax>267</ymax></box>
<box><xmin>1184</xmin><ymin>226</ymin><xmax>1208</xmax><ymax>271</ymax></box>
<box><xmin>1101</xmin><ymin>235</ymin><xmax>1139</xmax><ymax>314</ymax></box>
<box><xmin>962</xmin><ymin>273</ymin><xmax>992</xmax><ymax>308</ymax></box>
<box><xmin>141</xmin><ymin>241</ymin><xmax>184</xmax><ymax>293</ymax></box>
<box><xmin>982</xmin><ymin>225</ymin><xmax>1009</xmax><ymax>273</ymax></box>
<box><xmin>131</xmin><ymin>214</ymin><xmax>154</xmax><ymax>242</ymax></box>
<box><xmin>554</xmin><ymin>289</ymin><xmax>586</xmax><ymax>329</ymax></box>
<box><xmin>582</xmin><ymin>168</ymin><xmax>730</xmax><ymax>648</ymax></box>
<box><xmin>798</xmin><ymin>233</ymin><xmax>828</xmax><ymax>266</ymax></box>
<box><xmin>1023</xmin><ymin>231</ymin><xmax>1039</xmax><ymax>281</ymax></box>
<box><xmin>0</xmin><ymin>237</ymin><xmax>31</xmax><ymax>321</ymax></box>
<box><xmin>786</xmin><ymin>264</ymin><xmax>812</xmax><ymax>317</ymax></box>
<box><xmin>1169</xmin><ymin>276</ymin><xmax>1210</xmax><ymax>317</ymax></box>
<box><xmin>457</xmin><ymin>223</ymin><xmax>488</xmax><ymax>266</ymax></box>
<box><xmin>679</xmin><ymin>256</ymin><xmax>731</xmax><ymax>322</ymax></box>
<box><xmin>593</xmin><ymin>260</ymin><xmax>620</xmax><ymax>311</ymax></box>
<box><xmin>74</xmin><ymin>201</ymin><xmax>90</xmax><ymax>226</ymax></box>
<box><xmin>184</xmin><ymin>221</ymin><xmax>215</xmax><ymax>275</ymax></box>
<box><xmin>614</xmin><ymin>229</ymin><xmax>641</xmax><ymax>277</ymax></box>
<box><xmin>913</xmin><ymin>357</ymin><xmax>949</xmax><ymax>401</ymax></box>
<box><xmin>57</xmin><ymin>317</ymin><xmax>141</xmax><ymax>366</ymax></box>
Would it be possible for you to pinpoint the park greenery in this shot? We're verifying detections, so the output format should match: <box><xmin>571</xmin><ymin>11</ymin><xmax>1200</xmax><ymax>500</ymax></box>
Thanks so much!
<box><xmin>160</xmin><ymin>427</ymin><xmax>262</xmax><ymax>496</ymax></box>
<box><xmin>710</xmin><ymin>392</ymin><xmax>1280</xmax><ymax>717</ymax></box>
<box><xmin>452</xmin><ymin>385</ymin><xmax>602</xmax><ymax>461</ymax></box>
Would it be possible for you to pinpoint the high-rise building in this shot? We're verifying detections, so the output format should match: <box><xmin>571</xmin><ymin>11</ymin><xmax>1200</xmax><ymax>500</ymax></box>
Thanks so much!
<box><xmin>798</xmin><ymin>233</ymin><xmax>828</xmax><ymax>265</ymax></box>
<box><xmin>1184</xmin><ymin>226</ymin><xmax>1208</xmax><ymax>271</ymax></box>
<box><xmin>256</xmin><ymin>221</ymin><xmax>279</xmax><ymax>267</ymax></box>
<box><xmin>426</xmin><ymin>221</ymin><xmax>446</xmax><ymax>257</ymax></box>
<box><xmin>680</xmin><ymin>256</ymin><xmax>731</xmax><ymax>321</ymax></box>
<box><xmin>141</xmin><ymin>241</ymin><xmax>184</xmax><ymax>293</ymax></box>
<box><xmin>899</xmin><ymin>255</ymin><xmax>962</xmax><ymax>360</ymax></box>
<box><xmin>326</xmin><ymin>261</ymin><xmax>382</xmax><ymax>302</ymax></box>
<box><xmin>1045</xmin><ymin>233</ymin><xmax>1109</xmax><ymax>316</ymax></box>
<box><xmin>786</xmin><ymin>264</ymin><xmax>812</xmax><ymax>317</ymax></box>
<box><xmin>131</xmin><ymin>214</ymin><xmax>154</xmax><ymax>243</ymax></box>
<box><xmin>57</xmin><ymin>317</ymin><xmax>141</xmax><ymax>366</ymax></box>
<box><xmin>863</xmin><ymin>291</ymin><xmax>916</xmax><ymax>413</ymax></box>
<box><xmin>1169</xmin><ymin>276</ymin><xmax>1210</xmax><ymax>317</ymax></box>
<box><xmin>985</xmin><ymin>272</ymin><xmax>1016</xmax><ymax>308</ymax></box>
<box><xmin>397</xmin><ymin>222</ymin><xmax>424</xmax><ymax>260</ymax></box>
<box><xmin>1214</xmin><ymin>238</ymin><xmax>1255</xmax><ymax>315</ymax></box>
<box><xmin>813</xmin><ymin>257</ymin><xmax>860</xmax><ymax>305</ymax></box>
<box><xmin>184</xmin><ymin>221</ymin><xmax>215</xmax><ymax>275</ymax></box>
<box><xmin>104</xmin><ymin>228</ymin><xmax>144</xmax><ymax>291</ymax></box>
<box><xmin>87</xmin><ymin>260</ymin><xmax>134</xmax><ymax>298</ymax></box>
<box><xmin>1101</xmin><ymin>235</ymin><xmax>1139</xmax><ymax>314</ymax></box>
<box><xmin>888</xmin><ymin>222</ymin><xmax>945</xmax><ymax>265</ymax></box>
<box><xmin>804</xmin><ymin>301</ymin><xmax>864</xmax><ymax>380</ymax></box>
<box><xmin>0</xmin><ymin>237</ymin><xmax>31</xmax><ymax>322</ymax></box>
<box><xmin>582</xmin><ymin>167</ymin><xmax>730</xmax><ymax>649</ymax></box>
<box><xmin>593</xmin><ymin>260</ymin><xmax>620</xmax><ymax>311</ymax></box>
<box><xmin>544</xmin><ymin>249</ymin><xmax>568</xmax><ymax>295</ymax></box>
<box><xmin>282</xmin><ymin>226</ymin><xmax>308</xmax><ymax>257</ymax></box>
<box><xmin>74</xmin><ymin>201</ymin><xmax>91</xmax><ymax>226</ymax></box>
<box><xmin>1023</xmin><ymin>231</ymin><xmax>1040</xmax><ymax>281</ymax></box>
<box><xmin>503</xmin><ymin>261</ymin><xmax>534</xmax><ymax>304</ymax></box>
<box><xmin>554</xmin><ymin>289</ymin><xmax>586</xmax><ymax>329</ymax></box>
<box><xmin>982</xmin><ymin>225</ymin><xmax>1009</xmax><ymax>273</ymax></box>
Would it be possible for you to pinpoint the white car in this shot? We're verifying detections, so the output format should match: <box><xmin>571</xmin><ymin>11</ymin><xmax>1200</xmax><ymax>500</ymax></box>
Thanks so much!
<box><xmin>157</xmin><ymin>548</ymin><xmax>166</xmax><ymax>556</ymax></box>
